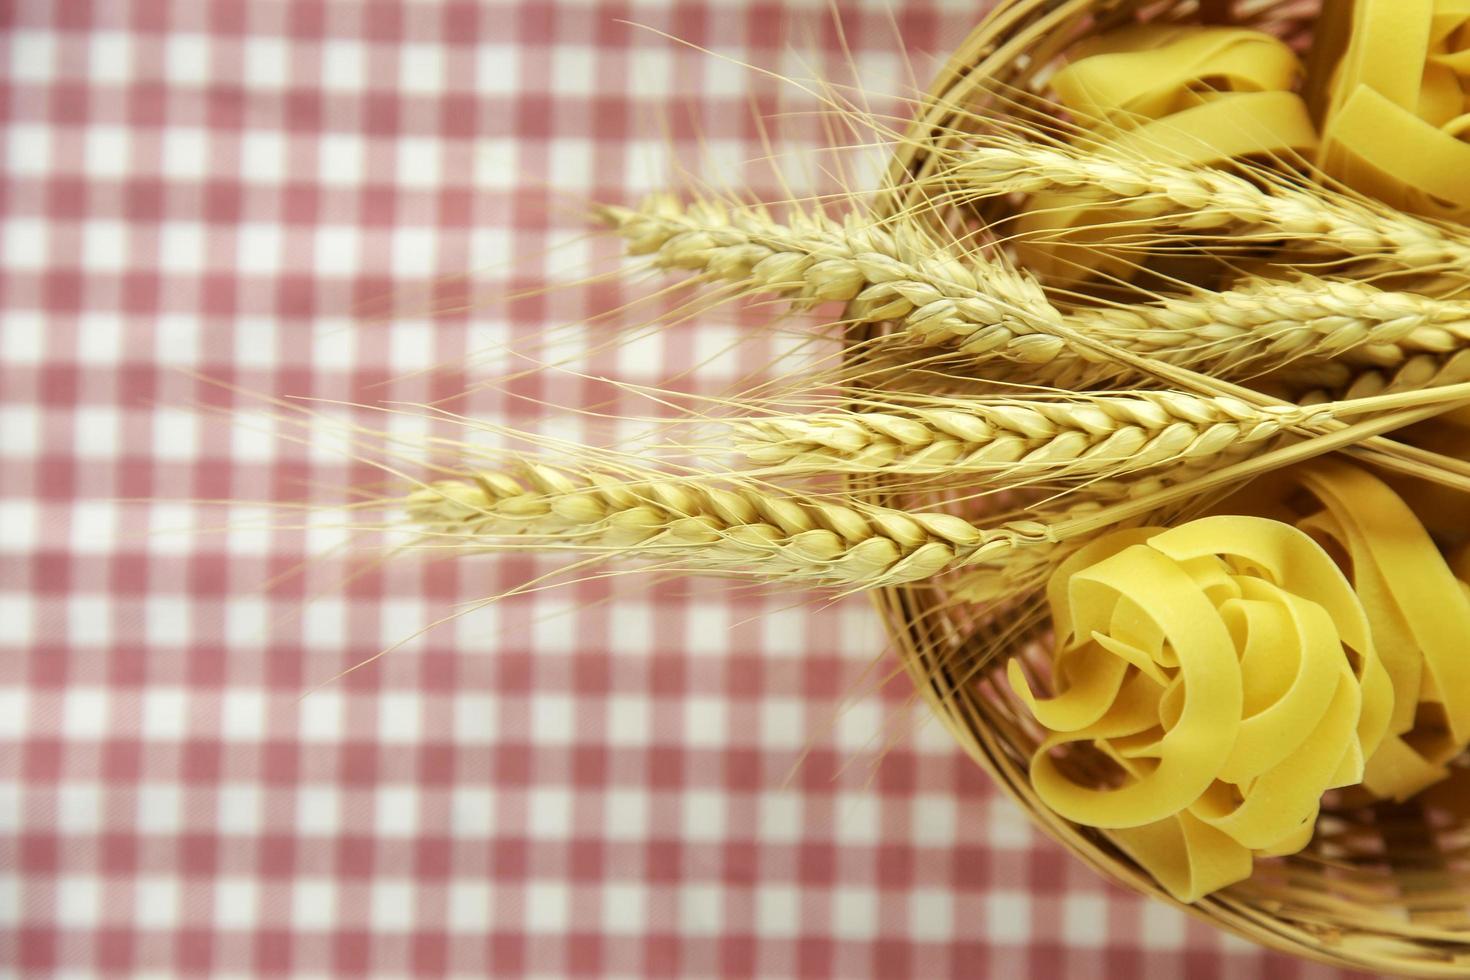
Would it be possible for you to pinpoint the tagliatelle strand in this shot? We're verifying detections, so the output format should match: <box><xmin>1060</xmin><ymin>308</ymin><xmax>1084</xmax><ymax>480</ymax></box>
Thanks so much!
<box><xmin>1011</xmin><ymin>512</ymin><xmax>1405</xmax><ymax>903</ymax></box>
<box><xmin>1292</xmin><ymin>461</ymin><xmax>1470</xmax><ymax>800</ymax></box>
<box><xmin>1189</xmin><ymin>660</ymin><xmax>1361</xmax><ymax>849</ymax></box>
<box><xmin>1014</xmin><ymin>461</ymin><xmax>1470</xmax><ymax>902</ymax></box>
<box><xmin>1051</xmin><ymin>25</ymin><xmax>1303</xmax><ymax>120</ymax></box>
<box><xmin>1108</xmin><ymin>811</ymin><xmax>1255</xmax><ymax>905</ymax></box>
<box><xmin>1019</xmin><ymin>544</ymin><xmax>1244</xmax><ymax>830</ymax></box>
<box><xmin>1319</xmin><ymin>0</ymin><xmax>1470</xmax><ymax>219</ymax></box>
<box><xmin>1214</xmin><ymin>580</ymin><xmax>1341</xmax><ymax>786</ymax></box>
<box><xmin>1146</xmin><ymin>514</ymin><xmax>1394</xmax><ymax>766</ymax></box>
<box><xmin>1049</xmin><ymin>25</ymin><xmax>1318</xmax><ymax>160</ymax></box>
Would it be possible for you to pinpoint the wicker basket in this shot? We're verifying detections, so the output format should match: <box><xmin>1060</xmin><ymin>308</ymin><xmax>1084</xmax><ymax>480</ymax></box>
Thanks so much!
<box><xmin>863</xmin><ymin>1</ymin><xmax>1470</xmax><ymax>974</ymax></box>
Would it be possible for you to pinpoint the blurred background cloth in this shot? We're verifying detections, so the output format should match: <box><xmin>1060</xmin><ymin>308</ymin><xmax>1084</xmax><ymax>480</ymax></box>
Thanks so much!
<box><xmin>0</xmin><ymin>2</ymin><xmax>1355</xmax><ymax>976</ymax></box>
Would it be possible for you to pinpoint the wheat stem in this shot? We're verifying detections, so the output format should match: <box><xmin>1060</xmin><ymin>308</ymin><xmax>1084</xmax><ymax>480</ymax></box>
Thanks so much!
<box><xmin>405</xmin><ymin>464</ymin><xmax>1054</xmax><ymax>586</ymax></box>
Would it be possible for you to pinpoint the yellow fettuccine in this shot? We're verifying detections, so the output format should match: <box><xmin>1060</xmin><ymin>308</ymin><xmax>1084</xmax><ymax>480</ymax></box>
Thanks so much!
<box><xmin>1021</xmin><ymin>25</ymin><xmax>1317</xmax><ymax>280</ymax></box>
<box><xmin>1012</xmin><ymin>462</ymin><xmax>1470</xmax><ymax>902</ymax></box>
<box><xmin>1009</xmin><ymin>516</ymin><xmax>1387</xmax><ymax>902</ymax></box>
<box><xmin>1048</xmin><ymin>25</ymin><xmax>1318</xmax><ymax>163</ymax></box>
<box><xmin>1291</xmin><ymin>461</ymin><xmax>1470</xmax><ymax>801</ymax></box>
<box><xmin>1318</xmin><ymin>0</ymin><xmax>1470</xmax><ymax>220</ymax></box>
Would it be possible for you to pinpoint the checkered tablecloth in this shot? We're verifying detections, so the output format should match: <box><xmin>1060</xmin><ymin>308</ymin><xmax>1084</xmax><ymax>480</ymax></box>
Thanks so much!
<box><xmin>0</xmin><ymin>2</ymin><xmax>1369</xmax><ymax>977</ymax></box>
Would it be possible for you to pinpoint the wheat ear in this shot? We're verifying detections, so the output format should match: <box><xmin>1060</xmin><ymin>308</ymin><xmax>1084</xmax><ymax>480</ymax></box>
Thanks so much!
<box><xmin>599</xmin><ymin>194</ymin><xmax>1072</xmax><ymax>364</ymax></box>
<box><xmin>405</xmin><ymin>464</ymin><xmax>1054</xmax><ymax>587</ymax></box>
<box><xmin>603</xmin><ymin>196</ymin><xmax>1470</xmax><ymax>389</ymax></box>
<box><xmin>950</xmin><ymin>138</ymin><xmax>1470</xmax><ymax>276</ymax></box>
<box><xmin>882</xmin><ymin>275</ymin><xmax>1470</xmax><ymax>391</ymax></box>
<box><xmin>735</xmin><ymin>391</ymin><xmax>1337</xmax><ymax>477</ymax></box>
<box><xmin>1076</xmin><ymin>276</ymin><xmax>1470</xmax><ymax>375</ymax></box>
<box><xmin>1296</xmin><ymin>350</ymin><xmax>1470</xmax><ymax>403</ymax></box>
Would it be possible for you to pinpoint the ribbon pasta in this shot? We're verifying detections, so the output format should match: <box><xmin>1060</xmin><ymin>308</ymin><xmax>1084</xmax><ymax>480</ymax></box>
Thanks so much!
<box><xmin>1010</xmin><ymin>463</ymin><xmax>1469</xmax><ymax>902</ymax></box>
<box><xmin>1293</xmin><ymin>461</ymin><xmax>1470</xmax><ymax>801</ymax></box>
<box><xmin>1317</xmin><ymin>0</ymin><xmax>1470</xmax><ymax>220</ymax></box>
<box><xmin>1049</xmin><ymin>25</ymin><xmax>1318</xmax><ymax>166</ymax></box>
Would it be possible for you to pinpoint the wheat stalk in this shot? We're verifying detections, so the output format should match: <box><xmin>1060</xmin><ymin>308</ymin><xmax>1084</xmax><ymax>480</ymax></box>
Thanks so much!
<box><xmin>1297</xmin><ymin>349</ymin><xmax>1470</xmax><ymax>403</ymax></box>
<box><xmin>599</xmin><ymin>194</ymin><xmax>1073</xmax><ymax>364</ymax></box>
<box><xmin>405</xmin><ymin>463</ymin><xmax>1055</xmax><ymax>587</ymax></box>
<box><xmin>948</xmin><ymin>138</ymin><xmax>1470</xmax><ymax>276</ymax></box>
<box><xmin>735</xmin><ymin>391</ymin><xmax>1337</xmax><ymax>477</ymax></box>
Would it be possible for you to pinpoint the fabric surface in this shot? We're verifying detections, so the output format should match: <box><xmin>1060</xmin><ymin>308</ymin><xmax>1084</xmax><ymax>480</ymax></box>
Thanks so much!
<box><xmin>0</xmin><ymin>1</ymin><xmax>1368</xmax><ymax>977</ymax></box>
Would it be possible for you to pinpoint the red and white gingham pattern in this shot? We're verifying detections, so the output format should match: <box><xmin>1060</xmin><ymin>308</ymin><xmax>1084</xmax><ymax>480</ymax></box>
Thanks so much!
<box><xmin>0</xmin><ymin>2</ymin><xmax>1368</xmax><ymax>977</ymax></box>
